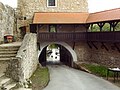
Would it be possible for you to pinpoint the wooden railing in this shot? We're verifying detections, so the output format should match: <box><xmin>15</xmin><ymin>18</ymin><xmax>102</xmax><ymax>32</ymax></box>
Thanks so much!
<box><xmin>37</xmin><ymin>32</ymin><xmax>86</xmax><ymax>42</ymax></box>
<box><xmin>37</xmin><ymin>31</ymin><xmax>120</xmax><ymax>42</ymax></box>
<box><xmin>87</xmin><ymin>31</ymin><xmax>120</xmax><ymax>42</ymax></box>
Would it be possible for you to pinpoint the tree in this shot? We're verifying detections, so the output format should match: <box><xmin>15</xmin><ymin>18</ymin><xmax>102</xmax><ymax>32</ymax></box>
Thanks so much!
<box><xmin>102</xmin><ymin>23</ymin><xmax>110</xmax><ymax>31</ymax></box>
<box><xmin>91</xmin><ymin>23</ymin><xmax>110</xmax><ymax>32</ymax></box>
<box><xmin>115</xmin><ymin>22</ymin><xmax>120</xmax><ymax>31</ymax></box>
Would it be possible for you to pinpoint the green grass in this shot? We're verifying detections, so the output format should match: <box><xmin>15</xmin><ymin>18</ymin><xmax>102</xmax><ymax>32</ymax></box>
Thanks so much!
<box><xmin>30</xmin><ymin>66</ymin><xmax>49</xmax><ymax>90</ymax></box>
<box><xmin>82</xmin><ymin>63</ymin><xmax>113</xmax><ymax>77</ymax></box>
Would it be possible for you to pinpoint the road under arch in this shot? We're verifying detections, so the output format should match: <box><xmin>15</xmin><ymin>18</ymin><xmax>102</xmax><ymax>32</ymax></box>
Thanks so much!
<box><xmin>38</xmin><ymin>42</ymin><xmax>77</xmax><ymax>67</ymax></box>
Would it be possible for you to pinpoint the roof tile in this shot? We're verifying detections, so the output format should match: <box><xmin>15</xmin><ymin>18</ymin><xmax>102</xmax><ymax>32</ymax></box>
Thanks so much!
<box><xmin>33</xmin><ymin>8</ymin><xmax>120</xmax><ymax>24</ymax></box>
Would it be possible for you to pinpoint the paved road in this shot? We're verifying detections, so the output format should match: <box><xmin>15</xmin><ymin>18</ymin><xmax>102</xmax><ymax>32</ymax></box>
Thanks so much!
<box><xmin>43</xmin><ymin>65</ymin><xmax>120</xmax><ymax>90</ymax></box>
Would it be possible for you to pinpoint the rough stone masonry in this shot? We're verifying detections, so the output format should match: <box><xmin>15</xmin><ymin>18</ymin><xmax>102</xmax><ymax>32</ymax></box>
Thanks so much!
<box><xmin>17</xmin><ymin>0</ymin><xmax>120</xmax><ymax>68</ymax></box>
<box><xmin>0</xmin><ymin>2</ymin><xmax>15</xmax><ymax>43</ymax></box>
<box><xmin>17</xmin><ymin>0</ymin><xmax>88</xmax><ymax>19</ymax></box>
<box><xmin>2</xmin><ymin>0</ymin><xmax>120</xmax><ymax>83</ymax></box>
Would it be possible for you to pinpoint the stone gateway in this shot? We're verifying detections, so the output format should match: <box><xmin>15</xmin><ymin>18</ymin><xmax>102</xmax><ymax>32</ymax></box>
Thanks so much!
<box><xmin>0</xmin><ymin>1</ymin><xmax>120</xmax><ymax>88</ymax></box>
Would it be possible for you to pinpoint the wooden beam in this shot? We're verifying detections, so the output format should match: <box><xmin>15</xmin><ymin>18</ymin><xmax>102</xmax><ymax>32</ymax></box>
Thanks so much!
<box><xmin>114</xmin><ymin>43</ymin><xmax>120</xmax><ymax>52</ymax></box>
<box><xmin>37</xmin><ymin>24</ymin><xmax>39</xmax><ymax>33</ymax></box>
<box><xmin>57</xmin><ymin>25</ymin><xmax>61</xmax><ymax>28</ymax></box>
<box><xmin>74</xmin><ymin>25</ymin><xmax>78</xmax><ymax>32</ymax></box>
<box><xmin>97</xmin><ymin>22</ymin><xmax>105</xmax><ymax>32</ymax></box>
<box><xmin>109</xmin><ymin>21</ymin><xmax>118</xmax><ymax>31</ymax></box>
<box><xmin>91</xmin><ymin>42</ymin><xmax>98</xmax><ymax>50</ymax></box>
<box><xmin>37</xmin><ymin>43</ymin><xmax>40</xmax><ymax>50</ymax></box>
<box><xmin>87</xmin><ymin>42</ymin><xmax>92</xmax><ymax>49</ymax></box>
<box><xmin>74</xmin><ymin>25</ymin><xmax>79</xmax><ymax>28</ymax></box>
<box><xmin>84</xmin><ymin>24</ymin><xmax>90</xmax><ymax>32</ymax></box>
<box><xmin>109</xmin><ymin>23</ymin><xmax>112</xmax><ymax>31</ymax></box>
<box><xmin>113</xmin><ymin>22</ymin><xmax>118</xmax><ymax>31</ymax></box>
<box><xmin>90</xmin><ymin>24</ymin><xmax>93</xmax><ymax>32</ymax></box>
<box><xmin>73</xmin><ymin>42</ymin><xmax>76</xmax><ymax>50</ymax></box>
<box><xmin>101</xmin><ymin>42</ymin><xmax>109</xmax><ymax>51</ymax></box>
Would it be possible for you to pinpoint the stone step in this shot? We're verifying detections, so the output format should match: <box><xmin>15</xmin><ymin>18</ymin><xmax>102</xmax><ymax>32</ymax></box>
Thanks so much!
<box><xmin>0</xmin><ymin>46</ymin><xmax>20</xmax><ymax>48</ymax></box>
<box><xmin>0</xmin><ymin>57</ymin><xmax>17</xmax><ymax>62</ymax></box>
<box><xmin>0</xmin><ymin>42</ymin><xmax>21</xmax><ymax>47</ymax></box>
<box><xmin>0</xmin><ymin>58</ymin><xmax>11</xmax><ymax>61</ymax></box>
<box><xmin>0</xmin><ymin>54</ymin><xmax>16</xmax><ymax>58</ymax></box>
<box><xmin>0</xmin><ymin>75</ymin><xmax>17</xmax><ymax>90</ymax></box>
<box><xmin>0</xmin><ymin>73</ymin><xmax>5</xmax><ymax>78</ymax></box>
<box><xmin>0</xmin><ymin>51</ymin><xmax>17</xmax><ymax>54</ymax></box>
<box><xmin>0</xmin><ymin>76</ymin><xmax>11</xmax><ymax>86</ymax></box>
<box><xmin>0</xmin><ymin>48</ymin><xmax>19</xmax><ymax>51</ymax></box>
<box><xmin>14</xmin><ymin>88</ymin><xmax>32</xmax><ymax>90</ymax></box>
<box><xmin>5</xmin><ymin>82</ymin><xmax>17</xmax><ymax>90</ymax></box>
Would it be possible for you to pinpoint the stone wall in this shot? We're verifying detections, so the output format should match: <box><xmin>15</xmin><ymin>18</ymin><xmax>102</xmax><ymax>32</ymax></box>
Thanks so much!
<box><xmin>75</xmin><ymin>42</ymin><xmax>120</xmax><ymax>68</ymax></box>
<box><xmin>5</xmin><ymin>58</ymin><xmax>21</xmax><ymax>81</ymax></box>
<box><xmin>0</xmin><ymin>2</ymin><xmax>15</xmax><ymax>43</ymax></box>
<box><xmin>17</xmin><ymin>0</ymin><xmax>88</xmax><ymax>19</ymax></box>
<box><xmin>16</xmin><ymin>33</ymin><xmax>38</xmax><ymax>82</ymax></box>
<box><xmin>16</xmin><ymin>0</ymin><xmax>88</xmax><ymax>40</ymax></box>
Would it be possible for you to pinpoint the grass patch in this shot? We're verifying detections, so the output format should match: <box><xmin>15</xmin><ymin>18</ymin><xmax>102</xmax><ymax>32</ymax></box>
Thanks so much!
<box><xmin>81</xmin><ymin>63</ymin><xmax>113</xmax><ymax>77</ymax></box>
<box><xmin>30</xmin><ymin>66</ymin><xmax>49</xmax><ymax>90</ymax></box>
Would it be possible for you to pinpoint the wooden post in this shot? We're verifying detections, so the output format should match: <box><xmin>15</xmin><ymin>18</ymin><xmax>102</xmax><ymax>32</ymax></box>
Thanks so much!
<box><xmin>72</xmin><ymin>25</ymin><xmax>77</xmax><ymax>50</ymax></box>
<box><xmin>110</xmin><ymin>21</ymin><xmax>118</xmax><ymax>31</ymax></box>
<box><xmin>101</xmin><ymin>42</ymin><xmax>109</xmax><ymax>51</ymax></box>
<box><xmin>90</xmin><ymin>24</ymin><xmax>93</xmax><ymax>32</ymax></box>
<box><xmin>97</xmin><ymin>22</ymin><xmax>105</xmax><ymax>32</ymax></box>
<box><xmin>113</xmin><ymin>22</ymin><xmax>118</xmax><ymax>31</ymax></box>
<box><xmin>114</xmin><ymin>43</ymin><xmax>120</xmax><ymax>52</ymax></box>
<box><xmin>87</xmin><ymin>42</ymin><xmax>92</xmax><ymax>49</ymax></box>
<box><xmin>73</xmin><ymin>42</ymin><xmax>76</xmax><ymax>50</ymax></box>
<box><xmin>91</xmin><ymin>42</ymin><xmax>98</xmax><ymax>50</ymax></box>
<box><xmin>109</xmin><ymin>22</ymin><xmax>112</xmax><ymax>31</ymax></box>
<box><xmin>84</xmin><ymin>24</ymin><xmax>90</xmax><ymax>32</ymax></box>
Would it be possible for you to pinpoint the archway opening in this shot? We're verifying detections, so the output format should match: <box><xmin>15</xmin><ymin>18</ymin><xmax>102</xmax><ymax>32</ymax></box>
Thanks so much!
<box><xmin>46</xmin><ymin>44</ymin><xmax>60</xmax><ymax>64</ymax></box>
<box><xmin>39</xmin><ymin>43</ymin><xmax>73</xmax><ymax>67</ymax></box>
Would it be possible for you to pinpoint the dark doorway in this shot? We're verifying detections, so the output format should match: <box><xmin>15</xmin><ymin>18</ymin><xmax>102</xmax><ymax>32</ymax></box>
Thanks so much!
<box><xmin>39</xmin><ymin>46</ymin><xmax>47</xmax><ymax>66</ymax></box>
<box><xmin>39</xmin><ymin>44</ymin><xmax>73</xmax><ymax>67</ymax></box>
<box><xmin>60</xmin><ymin>45</ymin><xmax>73</xmax><ymax>67</ymax></box>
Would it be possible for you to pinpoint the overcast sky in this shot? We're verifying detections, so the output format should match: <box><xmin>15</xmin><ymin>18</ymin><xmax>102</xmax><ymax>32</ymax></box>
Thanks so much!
<box><xmin>0</xmin><ymin>0</ymin><xmax>120</xmax><ymax>12</ymax></box>
<box><xmin>88</xmin><ymin>0</ymin><xmax>120</xmax><ymax>12</ymax></box>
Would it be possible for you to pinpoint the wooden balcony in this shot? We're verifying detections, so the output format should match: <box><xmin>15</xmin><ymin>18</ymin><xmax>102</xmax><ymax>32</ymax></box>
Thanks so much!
<box><xmin>87</xmin><ymin>31</ymin><xmax>120</xmax><ymax>42</ymax></box>
<box><xmin>37</xmin><ymin>32</ymin><xmax>86</xmax><ymax>42</ymax></box>
<box><xmin>37</xmin><ymin>31</ymin><xmax>120</xmax><ymax>43</ymax></box>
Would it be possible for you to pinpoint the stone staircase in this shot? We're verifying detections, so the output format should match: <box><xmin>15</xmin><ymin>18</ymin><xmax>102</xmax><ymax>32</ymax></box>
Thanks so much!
<box><xmin>0</xmin><ymin>43</ymin><xmax>20</xmax><ymax>90</ymax></box>
<box><xmin>0</xmin><ymin>74</ymin><xmax>17</xmax><ymax>90</ymax></box>
<box><xmin>0</xmin><ymin>42</ymin><xmax>32</xmax><ymax>90</ymax></box>
<box><xmin>0</xmin><ymin>45</ymin><xmax>20</xmax><ymax>73</ymax></box>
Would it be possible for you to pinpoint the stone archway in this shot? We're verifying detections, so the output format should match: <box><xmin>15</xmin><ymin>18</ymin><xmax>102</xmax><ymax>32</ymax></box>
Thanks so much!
<box><xmin>38</xmin><ymin>42</ymin><xmax>77</xmax><ymax>67</ymax></box>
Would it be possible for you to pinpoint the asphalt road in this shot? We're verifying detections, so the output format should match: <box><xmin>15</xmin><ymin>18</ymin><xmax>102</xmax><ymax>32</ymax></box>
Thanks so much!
<box><xmin>43</xmin><ymin>65</ymin><xmax>120</xmax><ymax>90</ymax></box>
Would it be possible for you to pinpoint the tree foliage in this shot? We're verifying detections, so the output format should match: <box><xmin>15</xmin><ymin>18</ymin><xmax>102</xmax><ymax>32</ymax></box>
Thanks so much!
<box><xmin>91</xmin><ymin>22</ymin><xmax>120</xmax><ymax>32</ymax></box>
<box><xmin>115</xmin><ymin>22</ymin><xmax>120</xmax><ymax>31</ymax></box>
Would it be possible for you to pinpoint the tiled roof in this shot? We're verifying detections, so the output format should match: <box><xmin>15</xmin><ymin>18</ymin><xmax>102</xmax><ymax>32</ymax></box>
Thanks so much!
<box><xmin>33</xmin><ymin>12</ymin><xmax>89</xmax><ymax>24</ymax></box>
<box><xmin>33</xmin><ymin>8</ymin><xmax>120</xmax><ymax>24</ymax></box>
<box><xmin>87</xmin><ymin>8</ymin><xmax>120</xmax><ymax>23</ymax></box>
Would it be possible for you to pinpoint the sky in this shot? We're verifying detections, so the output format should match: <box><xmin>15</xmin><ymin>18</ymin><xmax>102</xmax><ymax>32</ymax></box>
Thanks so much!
<box><xmin>88</xmin><ymin>0</ymin><xmax>120</xmax><ymax>12</ymax></box>
<box><xmin>0</xmin><ymin>0</ymin><xmax>120</xmax><ymax>13</ymax></box>
<box><xmin>0</xmin><ymin>0</ymin><xmax>17</xmax><ymax>8</ymax></box>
